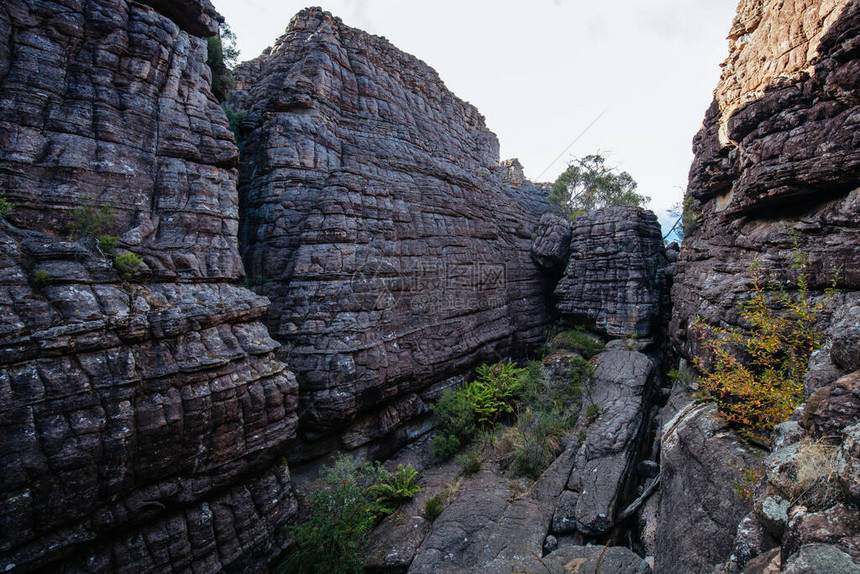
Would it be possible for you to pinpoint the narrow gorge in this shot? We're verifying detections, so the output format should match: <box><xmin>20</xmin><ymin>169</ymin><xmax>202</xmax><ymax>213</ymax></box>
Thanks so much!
<box><xmin>0</xmin><ymin>1</ymin><xmax>858</xmax><ymax>573</ymax></box>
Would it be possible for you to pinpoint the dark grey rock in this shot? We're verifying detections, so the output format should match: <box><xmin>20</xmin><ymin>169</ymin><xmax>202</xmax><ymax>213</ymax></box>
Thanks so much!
<box><xmin>655</xmin><ymin>399</ymin><xmax>767</xmax><ymax>574</ymax></box>
<box><xmin>539</xmin><ymin>542</ymin><xmax>651</xmax><ymax>574</ymax></box>
<box><xmin>782</xmin><ymin>543</ymin><xmax>860</xmax><ymax>574</ymax></box>
<box><xmin>839</xmin><ymin>423</ymin><xmax>860</xmax><ymax>502</ymax></box>
<box><xmin>532</xmin><ymin>212</ymin><xmax>571</xmax><ymax>270</ymax></box>
<box><xmin>230</xmin><ymin>8</ymin><xmax>551</xmax><ymax>448</ymax></box>
<box><xmin>555</xmin><ymin>206</ymin><xmax>666</xmax><ymax>339</ymax></box>
<box><xmin>569</xmin><ymin>350</ymin><xmax>656</xmax><ymax>535</ymax></box>
<box><xmin>831</xmin><ymin>307</ymin><xmax>860</xmax><ymax>374</ymax></box>
<box><xmin>551</xmin><ymin>490</ymin><xmax>580</xmax><ymax>535</ymax></box>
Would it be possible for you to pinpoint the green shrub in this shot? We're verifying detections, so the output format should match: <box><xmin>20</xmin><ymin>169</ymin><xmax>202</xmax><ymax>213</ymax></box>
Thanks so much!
<box><xmin>97</xmin><ymin>234</ymin><xmax>118</xmax><ymax>251</ymax></box>
<box><xmin>369</xmin><ymin>464</ymin><xmax>420</xmax><ymax>515</ymax></box>
<box><xmin>113</xmin><ymin>253</ymin><xmax>143</xmax><ymax>280</ymax></box>
<box><xmin>455</xmin><ymin>452</ymin><xmax>482</xmax><ymax>476</ymax></box>
<box><xmin>0</xmin><ymin>195</ymin><xmax>15</xmax><ymax>219</ymax></box>
<box><xmin>430</xmin><ymin>388</ymin><xmax>476</xmax><ymax>459</ymax></box>
<box><xmin>424</xmin><ymin>495</ymin><xmax>443</xmax><ymax>522</ymax></box>
<box><xmin>548</xmin><ymin>328</ymin><xmax>605</xmax><ymax>359</ymax></box>
<box><xmin>585</xmin><ymin>403</ymin><xmax>600</xmax><ymax>424</ymax></box>
<box><xmin>280</xmin><ymin>456</ymin><xmax>385</xmax><ymax>574</ymax></box>
<box><xmin>693</xmin><ymin>254</ymin><xmax>832</xmax><ymax>435</ymax></box>
<box><xmin>32</xmin><ymin>270</ymin><xmax>50</xmax><ymax>287</ymax></box>
<box><xmin>512</xmin><ymin>409</ymin><xmax>564</xmax><ymax>478</ymax></box>
<box><xmin>69</xmin><ymin>204</ymin><xmax>114</xmax><ymax>241</ymax></box>
<box><xmin>681</xmin><ymin>194</ymin><xmax>700</xmax><ymax>238</ymax></box>
<box><xmin>467</xmin><ymin>362</ymin><xmax>525</xmax><ymax>424</ymax></box>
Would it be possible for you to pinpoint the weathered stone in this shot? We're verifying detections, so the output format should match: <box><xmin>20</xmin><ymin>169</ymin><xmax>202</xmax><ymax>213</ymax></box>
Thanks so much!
<box><xmin>742</xmin><ymin>547</ymin><xmax>781</xmax><ymax>574</ymax></box>
<box><xmin>568</xmin><ymin>350</ymin><xmax>656</xmax><ymax>535</ymax></box>
<box><xmin>782</xmin><ymin>505</ymin><xmax>860</xmax><ymax>563</ymax></box>
<box><xmin>804</xmin><ymin>342</ymin><xmax>847</xmax><ymax>396</ymax></box>
<box><xmin>655</xmin><ymin>399</ymin><xmax>767</xmax><ymax>574</ymax></box>
<box><xmin>230</xmin><ymin>8</ymin><xmax>550</xmax><ymax>449</ymax></box>
<box><xmin>551</xmin><ymin>490</ymin><xmax>580</xmax><ymax>535</ymax></box>
<box><xmin>555</xmin><ymin>206</ymin><xmax>666</xmax><ymax>339</ymax></box>
<box><xmin>539</xmin><ymin>541</ymin><xmax>651</xmax><ymax>574</ymax></box>
<box><xmin>0</xmin><ymin>1</ymin><xmax>299</xmax><ymax>572</ymax></box>
<box><xmin>754</xmin><ymin>495</ymin><xmax>791</xmax><ymax>539</ymax></box>
<box><xmin>531</xmin><ymin>212</ymin><xmax>572</xmax><ymax>270</ymax></box>
<box><xmin>671</xmin><ymin>0</ymin><xmax>860</xmax><ymax>365</ymax></box>
<box><xmin>781</xmin><ymin>543</ymin><xmax>860</xmax><ymax>574</ymax></box>
<box><xmin>802</xmin><ymin>371</ymin><xmax>860</xmax><ymax>439</ymax></box>
<box><xmin>732</xmin><ymin>512</ymin><xmax>777</xmax><ymax>571</ymax></box>
<box><xmin>831</xmin><ymin>307</ymin><xmax>860</xmax><ymax>374</ymax></box>
<box><xmin>838</xmin><ymin>422</ymin><xmax>860</xmax><ymax>502</ymax></box>
<box><xmin>408</xmin><ymin>440</ymin><xmax>577</xmax><ymax>573</ymax></box>
<box><xmin>773</xmin><ymin>421</ymin><xmax>807</xmax><ymax>451</ymax></box>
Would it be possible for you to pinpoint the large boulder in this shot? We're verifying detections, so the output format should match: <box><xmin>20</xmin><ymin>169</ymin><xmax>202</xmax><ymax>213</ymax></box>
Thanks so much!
<box><xmin>655</xmin><ymin>397</ymin><xmax>766</xmax><ymax>573</ymax></box>
<box><xmin>555</xmin><ymin>206</ymin><xmax>666</xmax><ymax>339</ymax></box>
<box><xmin>0</xmin><ymin>1</ymin><xmax>298</xmax><ymax>572</ymax></box>
<box><xmin>230</xmin><ymin>9</ymin><xmax>550</xmax><ymax>454</ymax></box>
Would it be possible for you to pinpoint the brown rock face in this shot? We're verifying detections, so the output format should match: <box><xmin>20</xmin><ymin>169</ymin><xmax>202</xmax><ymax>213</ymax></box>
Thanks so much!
<box><xmin>231</xmin><ymin>9</ymin><xmax>550</xmax><ymax>453</ymax></box>
<box><xmin>555</xmin><ymin>206</ymin><xmax>667</xmax><ymax>339</ymax></box>
<box><xmin>0</xmin><ymin>1</ymin><xmax>298</xmax><ymax>572</ymax></box>
<box><xmin>671</xmin><ymin>0</ymin><xmax>860</xmax><ymax>362</ymax></box>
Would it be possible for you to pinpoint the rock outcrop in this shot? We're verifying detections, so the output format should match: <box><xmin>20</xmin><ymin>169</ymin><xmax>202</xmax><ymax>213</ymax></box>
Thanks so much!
<box><xmin>664</xmin><ymin>0</ymin><xmax>860</xmax><ymax>571</ymax></box>
<box><xmin>671</xmin><ymin>0</ymin><xmax>860</xmax><ymax>361</ymax></box>
<box><xmin>230</xmin><ymin>9</ymin><xmax>550</xmax><ymax>457</ymax></box>
<box><xmin>0</xmin><ymin>1</ymin><xmax>299</xmax><ymax>572</ymax></box>
<box><xmin>555</xmin><ymin>206</ymin><xmax>667</xmax><ymax>339</ymax></box>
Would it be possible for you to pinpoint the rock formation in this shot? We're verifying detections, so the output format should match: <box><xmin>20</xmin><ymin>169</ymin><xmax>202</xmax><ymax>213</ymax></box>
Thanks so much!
<box><xmin>555</xmin><ymin>206</ymin><xmax>668</xmax><ymax>339</ymax></box>
<box><xmin>663</xmin><ymin>0</ymin><xmax>860</xmax><ymax>572</ymax></box>
<box><xmin>0</xmin><ymin>1</ymin><xmax>299</xmax><ymax>571</ymax></box>
<box><xmin>230</xmin><ymin>8</ymin><xmax>550</xmax><ymax>458</ymax></box>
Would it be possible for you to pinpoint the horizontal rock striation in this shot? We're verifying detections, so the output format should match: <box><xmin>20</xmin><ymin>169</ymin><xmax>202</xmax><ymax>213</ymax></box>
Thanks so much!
<box><xmin>0</xmin><ymin>1</ymin><xmax>298</xmax><ymax>572</ymax></box>
<box><xmin>665</xmin><ymin>0</ymin><xmax>860</xmax><ymax>572</ymax></box>
<box><xmin>671</xmin><ymin>0</ymin><xmax>860</xmax><ymax>361</ymax></box>
<box><xmin>231</xmin><ymin>8</ymin><xmax>550</xmax><ymax>453</ymax></box>
<box><xmin>555</xmin><ymin>206</ymin><xmax>667</xmax><ymax>339</ymax></box>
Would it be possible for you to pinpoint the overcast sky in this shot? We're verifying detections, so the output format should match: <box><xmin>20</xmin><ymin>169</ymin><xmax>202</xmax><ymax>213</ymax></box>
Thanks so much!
<box><xmin>212</xmin><ymin>0</ymin><xmax>739</xmax><ymax>232</ymax></box>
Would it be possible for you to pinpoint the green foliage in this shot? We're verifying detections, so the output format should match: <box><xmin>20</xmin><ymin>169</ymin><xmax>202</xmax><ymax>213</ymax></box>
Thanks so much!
<box><xmin>97</xmin><ymin>234</ymin><xmax>118</xmax><ymax>251</ymax></box>
<box><xmin>280</xmin><ymin>455</ymin><xmax>384</xmax><ymax>574</ymax></box>
<box><xmin>681</xmin><ymin>194</ymin><xmax>700</xmax><ymax>238</ymax></box>
<box><xmin>455</xmin><ymin>452</ymin><xmax>482</xmax><ymax>476</ymax></box>
<box><xmin>512</xmin><ymin>409</ymin><xmax>565</xmax><ymax>478</ymax></box>
<box><xmin>113</xmin><ymin>253</ymin><xmax>143</xmax><ymax>280</ymax></box>
<box><xmin>368</xmin><ymin>464</ymin><xmax>420</xmax><ymax>515</ymax></box>
<box><xmin>730</xmin><ymin>462</ymin><xmax>764</xmax><ymax>505</ymax></box>
<box><xmin>549</xmin><ymin>154</ymin><xmax>649</xmax><ymax>218</ymax></box>
<box><xmin>69</xmin><ymin>204</ymin><xmax>114</xmax><ymax>242</ymax></box>
<box><xmin>430</xmin><ymin>388</ymin><xmax>476</xmax><ymax>459</ymax></box>
<box><xmin>547</xmin><ymin>328</ymin><xmax>605</xmax><ymax>359</ymax></box>
<box><xmin>467</xmin><ymin>362</ymin><xmax>525</xmax><ymax>424</ymax></box>
<box><xmin>693</xmin><ymin>252</ymin><xmax>833</xmax><ymax>435</ymax></box>
<box><xmin>424</xmin><ymin>495</ymin><xmax>444</xmax><ymax>522</ymax></box>
<box><xmin>585</xmin><ymin>403</ymin><xmax>601</xmax><ymax>424</ymax></box>
<box><xmin>0</xmin><ymin>195</ymin><xmax>15</xmax><ymax>219</ymax></box>
<box><xmin>222</xmin><ymin>104</ymin><xmax>245</xmax><ymax>142</ymax></box>
<box><xmin>206</xmin><ymin>23</ymin><xmax>238</xmax><ymax>102</ymax></box>
<box><xmin>32</xmin><ymin>270</ymin><xmax>50</xmax><ymax>287</ymax></box>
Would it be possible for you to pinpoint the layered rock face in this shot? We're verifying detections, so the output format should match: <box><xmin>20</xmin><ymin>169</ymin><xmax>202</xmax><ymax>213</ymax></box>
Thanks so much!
<box><xmin>663</xmin><ymin>0</ymin><xmax>860</xmax><ymax>572</ymax></box>
<box><xmin>231</xmin><ymin>9</ymin><xmax>550</xmax><ymax>454</ymax></box>
<box><xmin>555</xmin><ymin>207</ymin><xmax>667</xmax><ymax>339</ymax></box>
<box><xmin>0</xmin><ymin>2</ymin><xmax>299</xmax><ymax>572</ymax></box>
<box><xmin>671</xmin><ymin>0</ymin><xmax>860</xmax><ymax>359</ymax></box>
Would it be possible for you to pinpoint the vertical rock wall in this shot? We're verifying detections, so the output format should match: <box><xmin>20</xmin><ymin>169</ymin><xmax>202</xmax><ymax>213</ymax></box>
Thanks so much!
<box><xmin>661</xmin><ymin>1</ymin><xmax>860</xmax><ymax>572</ymax></box>
<box><xmin>0</xmin><ymin>1</ymin><xmax>299</xmax><ymax>571</ymax></box>
<box><xmin>231</xmin><ymin>8</ymin><xmax>551</xmax><ymax>458</ymax></box>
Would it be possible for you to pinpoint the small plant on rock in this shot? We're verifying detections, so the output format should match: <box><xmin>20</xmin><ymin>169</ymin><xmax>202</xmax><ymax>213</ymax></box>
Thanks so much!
<box><xmin>0</xmin><ymin>195</ymin><xmax>15</xmax><ymax>219</ymax></box>
<box><xmin>693</xmin><ymin>252</ymin><xmax>835</xmax><ymax>436</ymax></box>
<box><xmin>424</xmin><ymin>495</ymin><xmax>443</xmax><ymax>522</ymax></box>
<box><xmin>113</xmin><ymin>253</ymin><xmax>143</xmax><ymax>281</ymax></box>
<box><xmin>280</xmin><ymin>456</ymin><xmax>386</xmax><ymax>574</ymax></box>
<box><xmin>430</xmin><ymin>388</ymin><xmax>476</xmax><ymax>459</ymax></box>
<box><xmin>369</xmin><ymin>464</ymin><xmax>420</xmax><ymax>515</ymax></box>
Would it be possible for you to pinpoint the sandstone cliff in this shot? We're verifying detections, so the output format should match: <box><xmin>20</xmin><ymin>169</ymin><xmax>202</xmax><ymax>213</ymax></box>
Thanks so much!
<box><xmin>230</xmin><ymin>8</ymin><xmax>551</xmax><ymax>460</ymax></box>
<box><xmin>662</xmin><ymin>0</ymin><xmax>860</xmax><ymax>572</ymax></box>
<box><xmin>0</xmin><ymin>1</ymin><xmax>299</xmax><ymax>571</ymax></box>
